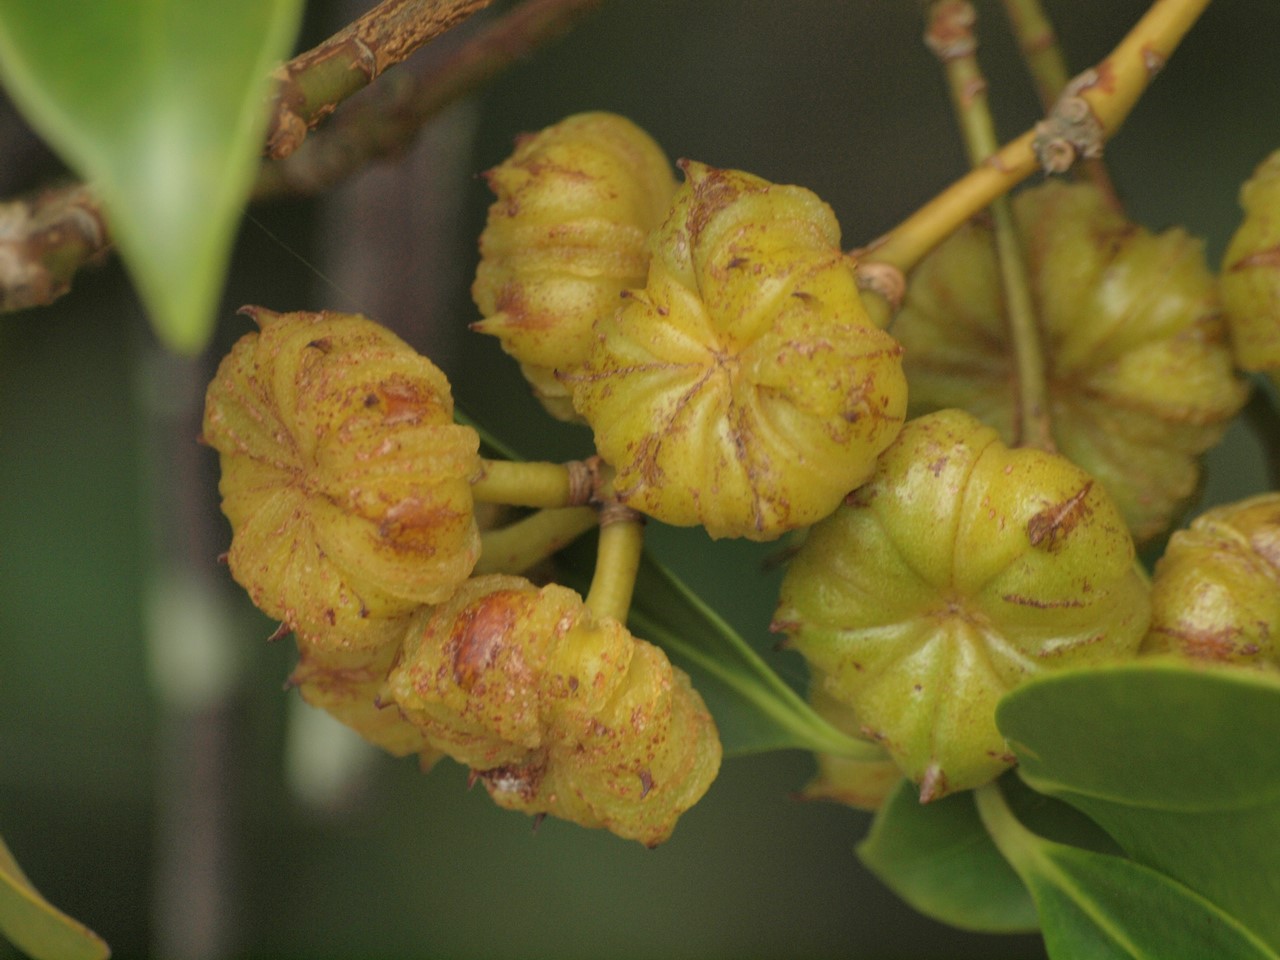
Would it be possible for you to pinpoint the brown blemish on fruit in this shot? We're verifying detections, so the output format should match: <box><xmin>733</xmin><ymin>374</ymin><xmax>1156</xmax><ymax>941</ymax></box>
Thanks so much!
<box><xmin>680</xmin><ymin>161</ymin><xmax>746</xmax><ymax>244</ymax></box>
<box><xmin>1157</xmin><ymin>624</ymin><xmax>1246</xmax><ymax>661</ymax></box>
<box><xmin>1027</xmin><ymin>481</ymin><xmax>1094</xmax><ymax>552</ymax></box>
<box><xmin>478</xmin><ymin>758</ymin><xmax>545</xmax><ymax>800</ymax></box>
<box><xmin>918</xmin><ymin>763</ymin><xmax>948</xmax><ymax>804</ymax></box>
<box><xmin>450</xmin><ymin>592</ymin><xmax>519</xmax><ymax>689</ymax></box>
<box><xmin>377</xmin><ymin>379</ymin><xmax>431</xmax><ymax>424</ymax></box>
<box><xmin>638</xmin><ymin>768</ymin><xmax>654</xmax><ymax>798</ymax></box>
<box><xmin>1000</xmin><ymin>593</ymin><xmax>1086</xmax><ymax>609</ymax></box>
<box><xmin>1229</xmin><ymin>243</ymin><xmax>1280</xmax><ymax>271</ymax></box>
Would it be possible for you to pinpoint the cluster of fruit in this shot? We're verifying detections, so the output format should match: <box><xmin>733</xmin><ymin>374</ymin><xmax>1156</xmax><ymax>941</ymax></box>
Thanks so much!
<box><xmin>202</xmin><ymin>111</ymin><xmax>1280</xmax><ymax>842</ymax></box>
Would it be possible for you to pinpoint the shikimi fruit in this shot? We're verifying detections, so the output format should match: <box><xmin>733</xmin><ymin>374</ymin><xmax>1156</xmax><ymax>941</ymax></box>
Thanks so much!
<box><xmin>892</xmin><ymin>180</ymin><xmax>1249</xmax><ymax>544</ymax></box>
<box><xmin>472</xmin><ymin>112</ymin><xmax>677</xmax><ymax>420</ymax></box>
<box><xmin>383</xmin><ymin>574</ymin><xmax>721</xmax><ymax>846</ymax></box>
<box><xmin>202</xmin><ymin>308</ymin><xmax>480</xmax><ymax>652</ymax></box>
<box><xmin>569</xmin><ymin>161</ymin><xmax>907</xmax><ymax>540</ymax></box>
<box><xmin>773</xmin><ymin>409</ymin><xmax>1150</xmax><ymax>801</ymax></box>
<box><xmin>1221</xmin><ymin>148</ymin><xmax>1280</xmax><ymax>378</ymax></box>
<box><xmin>1143</xmin><ymin>492</ymin><xmax>1280</xmax><ymax>668</ymax></box>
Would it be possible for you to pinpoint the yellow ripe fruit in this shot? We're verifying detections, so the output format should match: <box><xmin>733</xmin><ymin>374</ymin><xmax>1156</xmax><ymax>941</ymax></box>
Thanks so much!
<box><xmin>1221</xmin><ymin>150</ymin><xmax>1280</xmax><ymax>372</ymax></box>
<box><xmin>894</xmin><ymin>181</ymin><xmax>1249</xmax><ymax>544</ymax></box>
<box><xmin>773</xmin><ymin>409</ymin><xmax>1150</xmax><ymax>801</ymax></box>
<box><xmin>202</xmin><ymin>308</ymin><xmax>481</xmax><ymax>652</ymax></box>
<box><xmin>569</xmin><ymin>161</ymin><xmax>907</xmax><ymax>540</ymax></box>
<box><xmin>472</xmin><ymin>112</ymin><xmax>677</xmax><ymax>420</ymax></box>
<box><xmin>290</xmin><ymin>640</ymin><xmax>433</xmax><ymax>758</ymax></box>
<box><xmin>1143</xmin><ymin>493</ymin><xmax>1280</xmax><ymax>668</ymax></box>
<box><xmin>383</xmin><ymin>574</ymin><xmax>721</xmax><ymax>846</ymax></box>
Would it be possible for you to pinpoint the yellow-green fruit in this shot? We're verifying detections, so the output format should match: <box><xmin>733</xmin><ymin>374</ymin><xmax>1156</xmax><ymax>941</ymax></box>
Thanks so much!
<box><xmin>383</xmin><ymin>574</ymin><xmax>721</xmax><ymax>846</ymax></box>
<box><xmin>203</xmin><ymin>308</ymin><xmax>481</xmax><ymax>652</ymax></box>
<box><xmin>472</xmin><ymin>112</ymin><xmax>677</xmax><ymax>420</ymax></box>
<box><xmin>1221</xmin><ymin>150</ymin><xmax>1280</xmax><ymax>372</ymax></box>
<box><xmin>1143</xmin><ymin>493</ymin><xmax>1280</xmax><ymax>668</ymax></box>
<box><xmin>290</xmin><ymin>640</ymin><xmax>432</xmax><ymax>758</ymax></box>
<box><xmin>569</xmin><ymin>161</ymin><xmax>908</xmax><ymax>540</ymax></box>
<box><xmin>801</xmin><ymin>682</ymin><xmax>902</xmax><ymax>812</ymax></box>
<box><xmin>894</xmin><ymin>181</ymin><xmax>1249</xmax><ymax>544</ymax></box>
<box><xmin>773</xmin><ymin>409</ymin><xmax>1150</xmax><ymax>801</ymax></box>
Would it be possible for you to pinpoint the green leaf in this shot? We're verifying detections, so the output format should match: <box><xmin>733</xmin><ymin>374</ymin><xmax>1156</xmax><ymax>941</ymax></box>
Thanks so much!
<box><xmin>974</xmin><ymin>782</ymin><xmax>1280</xmax><ymax>960</ymax></box>
<box><xmin>0</xmin><ymin>0</ymin><xmax>304</xmax><ymax>352</ymax></box>
<box><xmin>857</xmin><ymin>772</ymin><xmax>1114</xmax><ymax>934</ymax></box>
<box><xmin>858</xmin><ymin>777</ymin><xmax>1039</xmax><ymax>933</ymax></box>
<box><xmin>0</xmin><ymin>834</ymin><xmax>110</xmax><ymax>960</ymax></box>
<box><xmin>628</xmin><ymin>551</ymin><xmax>881</xmax><ymax>759</ymax></box>
<box><xmin>998</xmin><ymin>661</ymin><xmax>1280</xmax><ymax>952</ymax></box>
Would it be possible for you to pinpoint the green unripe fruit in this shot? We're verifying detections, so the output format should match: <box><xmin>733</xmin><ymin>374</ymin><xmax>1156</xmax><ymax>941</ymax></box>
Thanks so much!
<box><xmin>472</xmin><ymin>112</ymin><xmax>677</xmax><ymax>421</ymax></box>
<box><xmin>202</xmin><ymin>308</ymin><xmax>481</xmax><ymax>651</ymax></box>
<box><xmin>773</xmin><ymin>409</ymin><xmax>1150</xmax><ymax>801</ymax></box>
<box><xmin>383</xmin><ymin>574</ymin><xmax>721</xmax><ymax>846</ymax></box>
<box><xmin>1143</xmin><ymin>493</ymin><xmax>1280</xmax><ymax>668</ymax></box>
<box><xmin>893</xmin><ymin>181</ymin><xmax>1249</xmax><ymax>544</ymax></box>
<box><xmin>1221</xmin><ymin>149</ymin><xmax>1280</xmax><ymax>373</ymax></box>
<box><xmin>569</xmin><ymin>161</ymin><xmax>908</xmax><ymax>540</ymax></box>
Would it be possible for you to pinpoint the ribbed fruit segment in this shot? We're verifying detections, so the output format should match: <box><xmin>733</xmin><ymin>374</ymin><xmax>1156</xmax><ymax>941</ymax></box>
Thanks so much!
<box><xmin>774</xmin><ymin>409</ymin><xmax>1149</xmax><ymax>800</ymax></box>
<box><xmin>472</xmin><ymin>112</ymin><xmax>677</xmax><ymax>420</ymax></box>
<box><xmin>571</xmin><ymin>161</ymin><xmax>907</xmax><ymax>540</ymax></box>
<box><xmin>383</xmin><ymin>574</ymin><xmax>722</xmax><ymax>846</ymax></box>
<box><xmin>203</xmin><ymin>308</ymin><xmax>480</xmax><ymax>651</ymax></box>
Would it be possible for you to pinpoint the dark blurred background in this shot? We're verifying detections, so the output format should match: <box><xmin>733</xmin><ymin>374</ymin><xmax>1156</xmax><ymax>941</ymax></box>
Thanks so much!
<box><xmin>0</xmin><ymin>1</ymin><xmax>1276</xmax><ymax>958</ymax></box>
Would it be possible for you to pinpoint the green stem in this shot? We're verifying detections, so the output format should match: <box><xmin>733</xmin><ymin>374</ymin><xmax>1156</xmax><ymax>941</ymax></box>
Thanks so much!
<box><xmin>470</xmin><ymin>457</ymin><xmax>591</xmax><ymax>508</ymax></box>
<box><xmin>862</xmin><ymin>0</ymin><xmax>1213</xmax><ymax>278</ymax></box>
<box><xmin>927</xmin><ymin>1</ymin><xmax>1055</xmax><ymax>451</ymax></box>
<box><xmin>974</xmin><ymin>780</ymin><xmax>1038</xmax><ymax>877</ymax></box>
<box><xmin>1000</xmin><ymin>0</ymin><xmax>1070</xmax><ymax>110</ymax></box>
<box><xmin>473</xmin><ymin>506</ymin><xmax>597</xmax><ymax>576</ymax></box>
<box><xmin>584</xmin><ymin>509</ymin><xmax>644</xmax><ymax>623</ymax></box>
<box><xmin>999</xmin><ymin>0</ymin><xmax>1122</xmax><ymax>209</ymax></box>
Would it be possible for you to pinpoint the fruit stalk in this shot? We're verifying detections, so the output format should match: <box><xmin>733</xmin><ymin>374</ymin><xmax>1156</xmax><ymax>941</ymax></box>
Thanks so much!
<box><xmin>999</xmin><ymin>0</ymin><xmax>1121</xmax><ymax>208</ymax></box>
<box><xmin>585</xmin><ymin>505</ymin><xmax>645</xmax><ymax>623</ymax></box>
<box><xmin>470</xmin><ymin>457</ymin><xmax>596</xmax><ymax>509</ymax></box>
<box><xmin>473</xmin><ymin>506</ymin><xmax>598</xmax><ymax>576</ymax></box>
<box><xmin>926</xmin><ymin>1</ymin><xmax>1054</xmax><ymax>451</ymax></box>
<box><xmin>861</xmin><ymin>0</ymin><xmax>1214</xmax><ymax>277</ymax></box>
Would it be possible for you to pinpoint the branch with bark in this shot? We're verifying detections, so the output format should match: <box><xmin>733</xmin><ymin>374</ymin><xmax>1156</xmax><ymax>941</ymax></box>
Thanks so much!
<box><xmin>264</xmin><ymin>0</ymin><xmax>493</xmax><ymax>160</ymax></box>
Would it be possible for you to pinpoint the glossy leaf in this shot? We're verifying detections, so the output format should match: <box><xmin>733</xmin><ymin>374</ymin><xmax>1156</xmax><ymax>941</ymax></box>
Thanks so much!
<box><xmin>0</xmin><ymin>835</ymin><xmax>110</xmax><ymax>960</ymax></box>
<box><xmin>857</xmin><ymin>772</ymin><xmax>1115</xmax><ymax>933</ymax></box>
<box><xmin>858</xmin><ymin>777</ymin><xmax>1038</xmax><ymax>933</ymax></box>
<box><xmin>975</xmin><ymin>782</ymin><xmax>1280</xmax><ymax>960</ymax></box>
<box><xmin>998</xmin><ymin>662</ymin><xmax>1280</xmax><ymax>952</ymax></box>
<box><xmin>0</xmin><ymin>0</ymin><xmax>304</xmax><ymax>352</ymax></box>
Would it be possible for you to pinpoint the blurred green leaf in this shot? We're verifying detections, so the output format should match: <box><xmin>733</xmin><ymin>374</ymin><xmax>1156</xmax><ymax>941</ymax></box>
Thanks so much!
<box><xmin>998</xmin><ymin>661</ymin><xmax>1280</xmax><ymax>952</ymax></box>
<box><xmin>0</xmin><ymin>0</ymin><xmax>303</xmax><ymax>352</ymax></box>
<box><xmin>974</xmin><ymin>782</ymin><xmax>1279</xmax><ymax>960</ymax></box>
<box><xmin>0</xmin><ymin>835</ymin><xmax>110</xmax><ymax>960</ymax></box>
